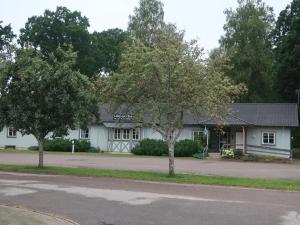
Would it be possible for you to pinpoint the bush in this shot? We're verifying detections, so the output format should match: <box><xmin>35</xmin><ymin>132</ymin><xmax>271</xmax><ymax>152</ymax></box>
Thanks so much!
<box><xmin>131</xmin><ymin>139</ymin><xmax>201</xmax><ymax>157</ymax></box>
<box><xmin>174</xmin><ymin>139</ymin><xmax>199</xmax><ymax>157</ymax></box>
<box><xmin>192</xmin><ymin>151</ymin><xmax>209</xmax><ymax>159</ymax></box>
<box><xmin>293</xmin><ymin>148</ymin><xmax>300</xmax><ymax>159</ymax></box>
<box><xmin>244</xmin><ymin>154</ymin><xmax>258</xmax><ymax>161</ymax></box>
<box><xmin>43</xmin><ymin>138</ymin><xmax>91</xmax><ymax>152</ymax></box>
<box><xmin>131</xmin><ymin>139</ymin><xmax>168</xmax><ymax>156</ymax></box>
<box><xmin>233</xmin><ymin>149</ymin><xmax>244</xmax><ymax>158</ymax></box>
<box><xmin>28</xmin><ymin>146</ymin><xmax>38</xmax><ymax>151</ymax></box>
<box><xmin>222</xmin><ymin>148</ymin><xmax>235</xmax><ymax>159</ymax></box>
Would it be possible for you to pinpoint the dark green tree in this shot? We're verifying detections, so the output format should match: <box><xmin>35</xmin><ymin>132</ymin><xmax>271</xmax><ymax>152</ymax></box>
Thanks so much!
<box><xmin>219</xmin><ymin>0</ymin><xmax>275</xmax><ymax>102</ymax></box>
<box><xmin>0</xmin><ymin>47</ymin><xmax>98</xmax><ymax>168</ymax></box>
<box><xmin>18</xmin><ymin>6</ymin><xmax>95</xmax><ymax>76</ymax></box>
<box><xmin>90</xmin><ymin>29</ymin><xmax>127</xmax><ymax>75</ymax></box>
<box><xmin>0</xmin><ymin>21</ymin><xmax>15</xmax><ymax>61</ymax></box>
<box><xmin>272</xmin><ymin>0</ymin><xmax>300</xmax><ymax>102</ymax></box>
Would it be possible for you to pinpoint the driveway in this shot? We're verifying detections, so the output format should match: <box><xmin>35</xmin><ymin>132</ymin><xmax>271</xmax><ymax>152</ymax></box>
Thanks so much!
<box><xmin>0</xmin><ymin>152</ymin><xmax>300</xmax><ymax>179</ymax></box>
<box><xmin>0</xmin><ymin>172</ymin><xmax>299</xmax><ymax>225</ymax></box>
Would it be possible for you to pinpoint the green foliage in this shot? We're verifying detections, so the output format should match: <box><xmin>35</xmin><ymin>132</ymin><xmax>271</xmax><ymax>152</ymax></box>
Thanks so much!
<box><xmin>192</xmin><ymin>151</ymin><xmax>209</xmax><ymax>159</ymax></box>
<box><xmin>174</xmin><ymin>139</ymin><xmax>199</xmax><ymax>157</ymax></box>
<box><xmin>19</xmin><ymin>7</ymin><xmax>93</xmax><ymax>77</ymax></box>
<box><xmin>222</xmin><ymin>149</ymin><xmax>235</xmax><ymax>159</ymax></box>
<box><xmin>219</xmin><ymin>0</ymin><xmax>275</xmax><ymax>102</ymax></box>
<box><xmin>43</xmin><ymin>139</ymin><xmax>91</xmax><ymax>152</ymax></box>
<box><xmin>292</xmin><ymin>127</ymin><xmax>300</xmax><ymax>148</ymax></box>
<box><xmin>90</xmin><ymin>29</ymin><xmax>127</xmax><ymax>74</ymax></box>
<box><xmin>128</xmin><ymin>0</ymin><xmax>165</xmax><ymax>46</ymax></box>
<box><xmin>293</xmin><ymin>148</ymin><xmax>300</xmax><ymax>159</ymax></box>
<box><xmin>244</xmin><ymin>154</ymin><xmax>259</xmax><ymax>161</ymax></box>
<box><xmin>272</xmin><ymin>0</ymin><xmax>300</xmax><ymax>102</ymax></box>
<box><xmin>233</xmin><ymin>149</ymin><xmax>244</xmax><ymax>158</ymax></box>
<box><xmin>0</xmin><ymin>21</ymin><xmax>15</xmax><ymax>60</ymax></box>
<box><xmin>132</xmin><ymin>139</ymin><xmax>201</xmax><ymax>157</ymax></box>
<box><xmin>131</xmin><ymin>139</ymin><xmax>168</xmax><ymax>156</ymax></box>
<box><xmin>28</xmin><ymin>146</ymin><xmax>38</xmax><ymax>151</ymax></box>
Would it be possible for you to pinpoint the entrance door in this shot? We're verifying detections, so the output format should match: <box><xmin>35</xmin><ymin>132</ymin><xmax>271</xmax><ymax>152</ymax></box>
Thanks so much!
<box><xmin>219</xmin><ymin>131</ymin><xmax>231</xmax><ymax>150</ymax></box>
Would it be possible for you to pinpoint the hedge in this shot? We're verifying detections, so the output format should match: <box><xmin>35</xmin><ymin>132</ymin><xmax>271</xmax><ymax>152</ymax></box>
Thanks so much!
<box><xmin>131</xmin><ymin>139</ymin><xmax>202</xmax><ymax>157</ymax></box>
<box><xmin>28</xmin><ymin>138</ymin><xmax>92</xmax><ymax>152</ymax></box>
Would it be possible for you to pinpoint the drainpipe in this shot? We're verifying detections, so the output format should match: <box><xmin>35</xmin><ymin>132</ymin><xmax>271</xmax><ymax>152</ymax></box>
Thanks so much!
<box><xmin>242</xmin><ymin>127</ymin><xmax>246</xmax><ymax>154</ymax></box>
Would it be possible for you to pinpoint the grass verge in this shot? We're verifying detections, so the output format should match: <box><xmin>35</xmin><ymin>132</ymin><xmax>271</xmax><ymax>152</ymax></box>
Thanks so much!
<box><xmin>0</xmin><ymin>164</ymin><xmax>299</xmax><ymax>191</ymax></box>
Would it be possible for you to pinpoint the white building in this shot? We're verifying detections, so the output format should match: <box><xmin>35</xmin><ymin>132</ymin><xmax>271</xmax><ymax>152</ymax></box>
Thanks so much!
<box><xmin>0</xmin><ymin>103</ymin><xmax>298</xmax><ymax>158</ymax></box>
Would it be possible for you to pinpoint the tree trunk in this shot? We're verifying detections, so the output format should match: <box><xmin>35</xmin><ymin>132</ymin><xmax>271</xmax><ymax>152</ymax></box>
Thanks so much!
<box><xmin>168</xmin><ymin>142</ymin><xmax>175</xmax><ymax>176</ymax></box>
<box><xmin>37</xmin><ymin>139</ymin><xmax>44</xmax><ymax>168</ymax></box>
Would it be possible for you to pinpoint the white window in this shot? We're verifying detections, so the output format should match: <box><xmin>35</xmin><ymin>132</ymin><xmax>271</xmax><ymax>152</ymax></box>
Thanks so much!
<box><xmin>262</xmin><ymin>132</ymin><xmax>275</xmax><ymax>145</ymax></box>
<box><xmin>193</xmin><ymin>130</ymin><xmax>203</xmax><ymax>141</ymax></box>
<box><xmin>7</xmin><ymin>127</ymin><xmax>16</xmax><ymax>138</ymax></box>
<box><xmin>132</xmin><ymin>128</ymin><xmax>140</xmax><ymax>140</ymax></box>
<box><xmin>123</xmin><ymin>129</ymin><xmax>130</xmax><ymax>140</ymax></box>
<box><xmin>113</xmin><ymin>128</ymin><xmax>121</xmax><ymax>140</ymax></box>
<box><xmin>80</xmin><ymin>129</ymin><xmax>89</xmax><ymax>139</ymax></box>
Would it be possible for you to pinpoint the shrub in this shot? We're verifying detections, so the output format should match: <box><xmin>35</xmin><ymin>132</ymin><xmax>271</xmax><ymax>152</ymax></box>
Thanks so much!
<box><xmin>192</xmin><ymin>151</ymin><xmax>209</xmax><ymax>159</ymax></box>
<box><xmin>222</xmin><ymin>148</ymin><xmax>235</xmax><ymax>159</ymax></box>
<box><xmin>174</xmin><ymin>139</ymin><xmax>199</xmax><ymax>157</ymax></box>
<box><xmin>43</xmin><ymin>138</ymin><xmax>91</xmax><ymax>152</ymax></box>
<box><xmin>233</xmin><ymin>149</ymin><xmax>244</xmax><ymax>158</ymax></box>
<box><xmin>293</xmin><ymin>148</ymin><xmax>300</xmax><ymax>159</ymax></box>
<box><xmin>244</xmin><ymin>154</ymin><xmax>258</xmax><ymax>161</ymax></box>
<box><xmin>132</xmin><ymin>139</ymin><xmax>201</xmax><ymax>157</ymax></box>
<box><xmin>131</xmin><ymin>139</ymin><xmax>168</xmax><ymax>156</ymax></box>
<box><xmin>28</xmin><ymin>146</ymin><xmax>38</xmax><ymax>151</ymax></box>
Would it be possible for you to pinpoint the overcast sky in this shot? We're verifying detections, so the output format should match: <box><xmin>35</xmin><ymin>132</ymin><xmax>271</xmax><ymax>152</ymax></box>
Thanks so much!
<box><xmin>1</xmin><ymin>0</ymin><xmax>292</xmax><ymax>53</ymax></box>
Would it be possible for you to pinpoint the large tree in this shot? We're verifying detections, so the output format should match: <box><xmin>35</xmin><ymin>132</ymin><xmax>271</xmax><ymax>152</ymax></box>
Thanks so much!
<box><xmin>272</xmin><ymin>0</ymin><xmax>300</xmax><ymax>102</ymax></box>
<box><xmin>0</xmin><ymin>21</ymin><xmax>15</xmax><ymax>62</ymax></box>
<box><xmin>18</xmin><ymin>6</ymin><xmax>95</xmax><ymax>76</ymax></box>
<box><xmin>102</xmin><ymin>24</ymin><xmax>244</xmax><ymax>176</ymax></box>
<box><xmin>90</xmin><ymin>29</ymin><xmax>127</xmax><ymax>75</ymax></box>
<box><xmin>128</xmin><ymin>0</ymin><xmax>165</xmax><ymax>46</ymax></box>
<box><xmin>219</xmin><ymin>0</ymin><xmax>275</xmax><ymax>102</ymax></box>
<box><xmin>0</xmin><ymin>47</ymin><xmax>98</xmax><ymax>168</ymax></box>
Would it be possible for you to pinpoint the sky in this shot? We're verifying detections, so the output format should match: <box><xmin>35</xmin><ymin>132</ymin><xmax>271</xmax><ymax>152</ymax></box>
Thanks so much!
<box><xmin>1</xmin><ymin>0</ymin><xmax>292</xmax><ymax>53</ymax></box>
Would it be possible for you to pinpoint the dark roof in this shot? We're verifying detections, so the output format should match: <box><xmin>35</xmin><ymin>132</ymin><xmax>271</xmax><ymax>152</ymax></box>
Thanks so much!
<box><xmin>99</xmin><ymin>103</ymin><xmax>299</xmax><ymax>127</ymax></box>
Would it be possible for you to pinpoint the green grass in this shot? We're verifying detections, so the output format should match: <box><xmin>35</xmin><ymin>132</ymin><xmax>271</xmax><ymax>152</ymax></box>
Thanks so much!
<box><xmin>0</xmin><ymin>164</ymin><xmax>299</xmax><ymax>191</ymax></box>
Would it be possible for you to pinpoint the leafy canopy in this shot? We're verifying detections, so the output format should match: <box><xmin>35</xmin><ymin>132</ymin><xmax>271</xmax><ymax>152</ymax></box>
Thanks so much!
<box><xmin>0</xmin><ymin>46</ymin><xmax>98</xmax><ymax>140</ymax></box>
<box><xmin>272</xmin><ymin>0</ymin><xmax>300</xmax><ymax>102</ymax></box>
<box><xmin>220</xmin><ymin>0</ymin><xmax>275</xmax><ymax>102</ymax></box>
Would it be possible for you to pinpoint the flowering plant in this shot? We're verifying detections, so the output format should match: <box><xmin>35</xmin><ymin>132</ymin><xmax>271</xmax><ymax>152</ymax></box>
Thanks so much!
<box><xmin>222</xmin><ymin>148</ymin><xmax>235</xmax><ymax>158</ymax></box>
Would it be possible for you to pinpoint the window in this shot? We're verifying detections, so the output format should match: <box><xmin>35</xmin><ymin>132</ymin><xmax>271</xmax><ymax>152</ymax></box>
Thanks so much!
<box><xmin>7</xmin><ymin>127</ymin><xmax>16</xmax><ymax>138</ymax></box>
<box><xmin>132</xmin><ymin>128</ymin><xmax>140</xmax><ymax>140</ymax></box>
<box><xmin>123</xmin><ymin>129</ymin><xmax>130</xmax><ymax>140</ymax></box>
<box><xmin>113</xmin><ymin>128</ymin><xmax>121</xmax><ymax>140</ymax></box>
<box><xmin>80</xmin><ymin>129</ymin><xmax>89</xmax><ymax>139</ymax></box>
<box><xmin>262</xmin><ymin>132</ymin><xmax>275</xmax><ymax>145</ymax></box>
<box><xmin>193</xmin><ymin>130</ymin><xmax>203</xmax><ymax>141</ymax></box>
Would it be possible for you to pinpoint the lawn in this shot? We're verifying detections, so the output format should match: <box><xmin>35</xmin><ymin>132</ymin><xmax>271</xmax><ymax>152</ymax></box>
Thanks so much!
<box><xmin>0</xmin><ymin>164</ymin><xmax>300</xmax><ymax>191</ymax></box>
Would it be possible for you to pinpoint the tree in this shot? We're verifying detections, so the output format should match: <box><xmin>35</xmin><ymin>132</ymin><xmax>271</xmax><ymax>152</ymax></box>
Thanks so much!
<box><xmin>102</xmin><ymin>24</ymin><xmax>244</xmax><ymax>176</ymax></box>
<box><xmin>219</xmin><ymin>0</ymin><xmax>275</xmax><ymax>102</ymax></box>
<box><xmin>0</xmin><ymin>21</ymin><xmax>15</xmax><ymax>61</ymax></box>
<box><xmin>18</xmin><ymin>6</ymin><xmax>96</xmax><ymax>77</ymax></box>
<box><xmin>128</xmin><ymin>0</ymin><xmax>165</xmax><ymax>46</ymax></box>
<box><xmin>90</xmin><ymin>29</ymin><xmax>127</xmax><ymax>75</ymax></box>
<box><xmin>272</xmin><ymin>0</ymin><xmax>300</xmax><ymax>102</ymax></box>
<box><xmin>0</xmin><ymin>47</ymin><xmax>98</xmax><ymax>168</ymax></box>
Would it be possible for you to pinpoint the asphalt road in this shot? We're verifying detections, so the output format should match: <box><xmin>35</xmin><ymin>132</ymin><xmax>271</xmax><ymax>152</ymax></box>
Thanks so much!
<box><xmin>1</xmin><ymin>152</ymin><xmax>300</xmax><ymax>179</ymax></box>
<box><xmin>0</xmin><ymin>172</ymin><xmax>299</xmax><ymax>225</ymax></box>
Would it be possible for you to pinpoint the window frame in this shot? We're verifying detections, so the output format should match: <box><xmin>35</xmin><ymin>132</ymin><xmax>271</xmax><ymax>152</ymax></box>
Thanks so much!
<box><xmin>193</xmin><ymin>130</ymin><xmax>204</xmax><ymax>141</ymax></box>
<box><xmin>80</xmin><ymin>128</ymin><xmax>90</xmax><ymax>139</ymax></box>
<box><xmin>7</xmin><ymin>127</ymin><xmax>17</xmax><ymax>138</ymax></box>
<box><xmin>113</xmin><ymin>128</ymin><xmax>121</xmax><ymax>140</ymax></box>
<box><xmin>261</xmin><ymin>131</ymin><xmax>276</xmax><ymax>145</ymax></box>
<box><xmin>132</xmin><ymin>128</ymin><xmax>140</xmax><ymax>140</ymax></box>
<box><xmin>122</xmin><ymin>128</ymin><xmax>130</xmax><ymax>140</ymax></box>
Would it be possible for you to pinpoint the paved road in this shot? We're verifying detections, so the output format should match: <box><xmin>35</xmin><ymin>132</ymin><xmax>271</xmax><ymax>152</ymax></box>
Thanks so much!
<box><xmin>0</xmin><ymin>152</ymin><xmax>300</xmax><ymax>179</ymax></box>
<box><xmin>0</xmin><ymin>172</ymin><xmax>299</xmax><ymax>225</ymax></box>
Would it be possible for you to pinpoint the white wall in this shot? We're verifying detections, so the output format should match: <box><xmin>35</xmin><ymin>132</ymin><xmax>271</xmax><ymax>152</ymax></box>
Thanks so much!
<box><xmin>246</xmin><ymin>127</ymin><xmax>291</xmax><ymax>158</ymax></box>
<box><xmin>0</xmin><ymin>127</ymin><xmax>37</xmax><ymax>148</ymax></box>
